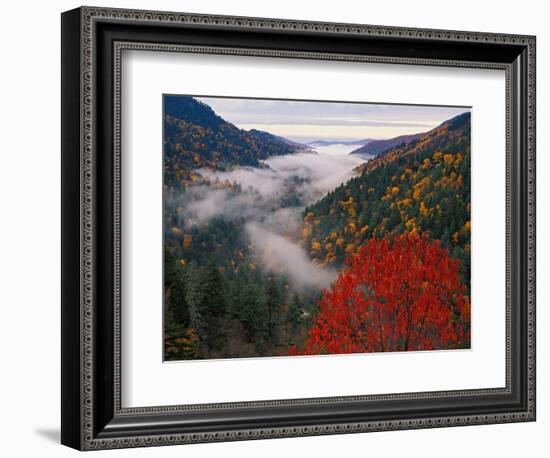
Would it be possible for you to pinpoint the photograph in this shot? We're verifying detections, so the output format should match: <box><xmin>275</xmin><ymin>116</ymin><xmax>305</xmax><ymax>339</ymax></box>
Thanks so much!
<box><xmin>162</xmin><ymin>95</ymin><xmax>472</xmax><ymax>361</ymax></box>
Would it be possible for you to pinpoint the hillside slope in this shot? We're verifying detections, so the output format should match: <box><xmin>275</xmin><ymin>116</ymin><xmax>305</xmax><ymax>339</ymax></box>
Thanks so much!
<box><xmin>350</xmin><ymin>132</ymin><xmax>426</xmax><ymax>157</ymax></box>
<box><xmin>164</xmin><ymin>96</ymin><xmax>304</xmax><ymax>187</ymax></box>
<box><xmin>302</xmin><ymin>112</ymin><xmax>471</xmax><ymax>282</ymax></box>
<box><xmin>248</xmin><ymin>129</ymin><xmax>312</xmax><ymax>150</ymax></box>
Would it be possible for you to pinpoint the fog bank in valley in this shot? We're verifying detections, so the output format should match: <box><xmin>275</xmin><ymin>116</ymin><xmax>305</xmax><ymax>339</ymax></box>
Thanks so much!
<box><xmin>246</xmin><ymin>222</ymin><xmax>337</xmax><ymax>289</ymax></box>
<box><xmin>176</xmin><ymin>143</ymin><xmax>368</xmax><ymax>288</ymax></box>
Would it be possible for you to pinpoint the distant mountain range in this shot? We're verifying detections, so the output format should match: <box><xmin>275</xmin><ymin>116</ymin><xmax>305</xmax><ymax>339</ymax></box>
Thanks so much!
<box><xmin>307</xmin><ymin>139</ymin><xmax>371</xmax><ymax>148</ymax></box>
<box><xmin>163</xmin><ymin>96</ymin><xmax>468</xmax><ymax>202</ymax></box>
<box><xmin>349</xmin><ymin>132</ymin><xmax>426</xmax><ymax>158</ymax></box>
<box><xmin>248</xmin><ymin>129</ymin><xmax>312</xmax><ymax>151</ymax></box>
<box><xmin>307</xmin><ymin>133</ymin><xmax>430</xmax><ymax>159</ymax></box>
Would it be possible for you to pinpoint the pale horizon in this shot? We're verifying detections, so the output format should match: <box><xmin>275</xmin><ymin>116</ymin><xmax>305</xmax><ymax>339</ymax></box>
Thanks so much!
<box><xmin>195</xmin><ymin>96</ymin><xmax>470</xmax><ymax>143</ymax></box>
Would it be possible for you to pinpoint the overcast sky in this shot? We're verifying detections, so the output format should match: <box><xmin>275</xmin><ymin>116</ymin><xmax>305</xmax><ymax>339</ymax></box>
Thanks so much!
<box><xmin>196</xmin><ymin>96</ymin><xmax>470</xmax><ymax>143</ymax></box>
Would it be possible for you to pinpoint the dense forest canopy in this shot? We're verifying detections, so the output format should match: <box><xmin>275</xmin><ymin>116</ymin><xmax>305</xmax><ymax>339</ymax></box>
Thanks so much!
<box><xmin>164</xmin><ymin>96</ymin><xmax>309</xmax><ymax>184</ymax></box>
<box><xmin>303</xmin><ymin>112</ymin><xmax>471</xmax><ymax>283</ymax></box>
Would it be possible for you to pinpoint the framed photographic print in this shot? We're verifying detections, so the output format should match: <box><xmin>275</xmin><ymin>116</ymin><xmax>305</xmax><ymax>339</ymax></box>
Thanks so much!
<box><xmin>61</xmin><ymin>6</ymin><xmax>536</xmax><ymax>450</ymax></box>
<box><xmin>161</xmin><ymin>94</ymin><xmax>473</xmax><ymax>361</ymax></box>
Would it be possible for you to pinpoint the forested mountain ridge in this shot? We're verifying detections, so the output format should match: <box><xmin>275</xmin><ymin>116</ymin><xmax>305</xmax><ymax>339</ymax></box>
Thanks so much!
<box><xmin>355</xmin><ymin>112</ymin><xmax>471</xmax><ymax>174</ymax></box>
<box><xmin>302</xmin><ymin>112</ymin><xmax>471</xmax><ymax>282</ymax></box>
<box><xmin>350</xmin><ymin>131</ymin><xmax>426</xmax><ymax>157</ymax></box>
<box><xmin>164</xmin><ymin>96</ymin><xmax>305</xmax><ymax>187</ymax></box>
<box><xmin>248</xmin><ymin>129</ymin><xmax>312</xmax><ymax>150</ymax></box>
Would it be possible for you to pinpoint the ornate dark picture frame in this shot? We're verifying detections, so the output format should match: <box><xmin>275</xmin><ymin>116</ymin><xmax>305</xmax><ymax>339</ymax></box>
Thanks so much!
<box><xmin>61</xmin><ymin>6</ymin><xmax>536</xmax><ymax>451</ymax></box>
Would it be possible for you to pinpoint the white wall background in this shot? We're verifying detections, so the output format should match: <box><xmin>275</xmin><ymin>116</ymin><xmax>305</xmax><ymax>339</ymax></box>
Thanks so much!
<box><xmin>0</xmin><ymin>0</ymin><xmax>545</xmax><ymax>456</ymax></box>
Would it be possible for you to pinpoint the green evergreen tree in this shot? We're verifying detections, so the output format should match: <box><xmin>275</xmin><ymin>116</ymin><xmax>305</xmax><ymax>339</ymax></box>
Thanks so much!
<box><xmin>200</xmin><ymin>256</ymin><xmax>226</xmax><ymax>350</ymax></box>
<box><xmin>287</xmin><ymin>294</ymin><xmax>302</xmax><ymax>333</ymax></box>
<box><xmin>201</xmin><ymin>256</ymin><xmax>226</xmax><ymax>317</ymax></box>
<box><xmin>265</xmin><ymin>277</ymin><xmax>283</xmax><ymax>344</ymax></box>
<box><xmin>185</xmin><ymin>262</ymin><xmax>207</xmax><ymax>343</ymax></box>
<box><xmin>164</xmin><ymin>250</ymin><xmax>189</xmax><ymax>325</ymax></box>
<box><xmin>226</xmin><ymin>270</ymin><xmax>246</xmax><ymax>319</ymax></box>
<box><xmin>240</xmin><ymin>284</ymin><xmax>269</xmax><ymax>346</ymax></box>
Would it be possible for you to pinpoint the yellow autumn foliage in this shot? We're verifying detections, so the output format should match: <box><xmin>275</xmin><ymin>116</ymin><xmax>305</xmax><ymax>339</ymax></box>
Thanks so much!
<box><xmin>345</xmin><ymin>243</ymin><xmax>355</xmax><ymax>254</ymax></box>
<box><xmin>420</xmin><ymin>202</ymin><xmax>430</xmax><ymax>217</ymax></box>
<box><xmin>182</xmin><ymin>234</ymin><xmax>192</xmax><ymax>248</ymax></box>
<box><xmin>452</xmin><ymin>232</ymin><xmax>460</xmax><ymax>244</ymax></box>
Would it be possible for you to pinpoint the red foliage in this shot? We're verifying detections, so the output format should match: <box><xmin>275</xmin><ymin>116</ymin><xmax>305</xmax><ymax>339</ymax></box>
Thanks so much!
<box><xmin>294</xmin><ymin>233</ymin><xmax>470</xmax><ymax>355</ymax></box>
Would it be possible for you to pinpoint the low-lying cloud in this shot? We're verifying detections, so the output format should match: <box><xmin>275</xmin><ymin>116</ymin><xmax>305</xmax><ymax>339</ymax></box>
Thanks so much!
<box><xmin>265</xmin><ymin>146</ymin><xmax>364</xmax><ymax>200</ymax></box>
<box><xmin>246</xmin><ymin>222</ymin><xmax>337</xmax><ymax>290</ymax></box>
<box><xmin>170</xmin><ymin>144</ymin><xmax>367</xmax><ymax>288</ymax></box>
<box><xmin>183</xmin><ymin>188</ymin><xmax>261</xmax><ymax>225</ymax></box>
<box><xmin>199</xmin><ymin>145</ymin><xmax>365</xmax><ymax>202</ymax></box>
<box><xmin>200</xmin><ymin>166</ymin><xmax>284</xmax><ymax>198</ymax></box>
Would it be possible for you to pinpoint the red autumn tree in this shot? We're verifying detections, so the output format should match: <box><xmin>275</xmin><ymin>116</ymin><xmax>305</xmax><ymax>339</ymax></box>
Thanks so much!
<box><xmin>292</xmin><ymin>233</ymin><xmax>470</xmax><ymax>356</ymax></box>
